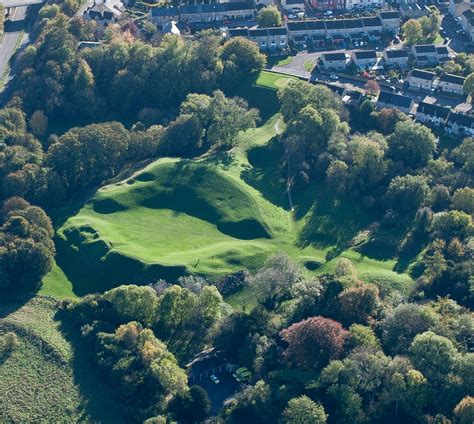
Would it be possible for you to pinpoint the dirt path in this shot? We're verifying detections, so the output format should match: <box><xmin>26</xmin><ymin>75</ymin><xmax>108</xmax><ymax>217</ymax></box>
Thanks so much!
<box><xmin>275</xmin><ymin>119</ymin><xmax>294</xmax><ymax>212</ymax></box>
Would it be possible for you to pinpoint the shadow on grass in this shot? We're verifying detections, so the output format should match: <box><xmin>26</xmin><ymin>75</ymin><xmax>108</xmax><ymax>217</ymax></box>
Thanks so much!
<box><xmin>298</xmin><ymin>184</ymin><xmax>376</xmax><ymax>260</ymax></box>
<box><xmin>241</xmin><ymin>137</ymin><xmax>288</xmax><ymax>209</ymax></box>
<box><xmin>57</xmin><ymin>315</ymin><xmax>127</xmax><ymax>424</ymax></box>
<box><xmin>231</xmin><ymin>74</ymin><xmax>281</xmax><ymax>122</ymax></box>
<box><xmin>55</xmin><ymin>232</ymin><xmax>187</xmax><ymax>296</ymax></box>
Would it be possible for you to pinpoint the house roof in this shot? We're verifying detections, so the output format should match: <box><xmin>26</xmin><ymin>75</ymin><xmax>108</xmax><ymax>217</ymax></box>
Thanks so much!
<box><xmin>410</xmin><ymin>69</ymin><xmax>436</xmax><ymax>80</ymax></box>
<box><xmin>344</xmin><ymin>18</ymin><xmax>363</xmax><ymax>29</ymax></box>
<box><xmin>414</xmin><ymin>44</ymin><xmax>437</xmax><ymax>54</ymax></box>
<box><xmin>436</xmin><ymin>46</ymin><xmax>449</xmax><ymax>55</ymax></box>
<box><xmin>228</xmin><ymin>28</ymin><xmax>249</xmax><ymax>37</ymax></box>
<box><xmin>362</xmin><ymin>17</ymin><xmax>382</xmax><ymax>27</ymax></box>
<box><xmin>287</xmin><ymin>21</ymin><xmax>307</xmax><ymax>31</ymax></box>
<box><xmin>448</xmin><ymin>112</ymin><xmax>474</xmax><ymax>128</ymax></box>
<box><xmin>417</xmin><ymin>101</ymin><xmax>450</xmax><ymax>119</ymax></box>
<box><xmin>440</xmin><ymin>72</ymin><xmax>465</xmax><ymax>85</ymax></box>
<box><xmin>151</xmin><ymin>6</ymin><xmax>178</xmax><ymax>17</ymax></box>
<box><xmin>286</xmin><ymin>0</ymin><xmax>305</xmax><ymax>4</ymax></box>
<box><xmin>385</xmin><ymin>48</ymin><xmax>408</xmax><ymax>58</ymax></box>
<box><xmin>306</xmin><ymin>20</ymin><xmax>326</xmax><ymax>30</ymax></box>
<box><xmin>379</xmin><ymin>11</ymin><xmax>400</xmax><ymax>19</ymax></box>
<box><xmin>249</xmin><ymin>28</ymin><xmax>268</xmax><ymax>37</ymax></box>
<box><xmin>463</xmin><ymin>9</ymin><xmax>474</xmax><ymax>26</ymax></box>
<box><xmin>322</xmin><ymin>52</ymin><xmax>347</xmax><ymax>61</ymax></box>
<box><xmin>325</xmin><ymin>20</ymin><xmax>345</xmax><ymax>30</ymax></box>
<box><xmin>378</xmin><ymin>91</ymin><xmax>413</xmax><ymax>108</ymax></box>
<box><xmin>180</xmin><ymin>2</ymin><xmax>253</xmax><ymax>14</ymax></box>
<box><xmin>267</xmin><ymin>27</ymin><xmax>288</xmax><ymax>35</ymax></box>
<box><xmin>353</xmin><ymin>50</ymin><xmax>377</xmax><ymax>59</ymax></box>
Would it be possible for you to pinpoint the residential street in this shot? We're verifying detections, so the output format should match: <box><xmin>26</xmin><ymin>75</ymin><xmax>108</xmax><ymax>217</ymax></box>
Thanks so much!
<box><xmin>0</xmin><ymin>5</ymin><xmax>38</xmax><ymax>97</ymax></box>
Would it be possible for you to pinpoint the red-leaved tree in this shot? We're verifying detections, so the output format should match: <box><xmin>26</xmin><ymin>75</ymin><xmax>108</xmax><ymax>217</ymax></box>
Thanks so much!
<box><xmin>280</xmin><ymin>316</ymin><xmax>349</xmax><ymax>370</ymax></box>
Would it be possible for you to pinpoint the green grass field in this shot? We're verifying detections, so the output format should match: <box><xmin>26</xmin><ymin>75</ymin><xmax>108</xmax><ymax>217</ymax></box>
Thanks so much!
<box><xmin>52</xmin><ymin>108</ymin><xmax>414</xmax><ymax>298</ymax></box>
<box><xmin>0</xmin><ymin>297</ymin><xmax>125</xmax><ymax>423</ymax></box>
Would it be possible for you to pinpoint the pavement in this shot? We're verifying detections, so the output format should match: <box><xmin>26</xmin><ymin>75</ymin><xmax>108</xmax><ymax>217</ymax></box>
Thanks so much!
<box><xmin>0</xmin><ymin>4</ymin><xmax>38</xmax><ymax>99</ymax></box>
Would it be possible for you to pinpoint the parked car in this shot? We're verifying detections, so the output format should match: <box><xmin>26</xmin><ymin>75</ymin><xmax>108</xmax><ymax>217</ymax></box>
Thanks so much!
<box><xmin>210</xmin><ymin>375</ymin><xmax>220</xmax><ymax>384</ymax></box>
<box><xmin>329</xmin><ymin>74</ymin><xmax>339</xmax><ymax>80</ymax></box>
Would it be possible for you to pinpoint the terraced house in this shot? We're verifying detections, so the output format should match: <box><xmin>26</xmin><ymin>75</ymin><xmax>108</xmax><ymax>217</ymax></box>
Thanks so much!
<box><xmin>438</xmin><ymin>73</ymin><xmax>466</xmax><ymax>96</ymax></box>
<box><xmin>150</xmin><ymin>2</ymin><xmax>254</xmax><ymax>26</ymax></box>
<box><xmin>383</xmin><ymin>48</ymin><xmax>409</xmax><ymax>68</ymax></box>
<box><xmin>407</xmin><ymin>69</ymin><xmax>436</xmax><ymax>90</ymax></box>
<box><xmin>351</xmin><ymin>49</ymin><xmax>378</xmax><ymax>69</ymax></box>
<box><xmin>227</xmin><ymin>27</ymin><xmax>289</xmax><ymax>51</ymax></box>
<box><xmin>461</xmin><ymin>8</ymin><xmax>474</xmax><ymax>41</ymax></box>
<box><xmin>320</xmin><ymin>52</ymin><xmax>347</xmax><ymax>70</ymax></box>
<box><xmin>415</xmin><ymin>102</ymin><xmax>451</xmax><ymax>126</ymax></box>
<box><xmin>376</xmin><ymin>91</ymin><xmax>414</xmax><ymax>114</ymax></box>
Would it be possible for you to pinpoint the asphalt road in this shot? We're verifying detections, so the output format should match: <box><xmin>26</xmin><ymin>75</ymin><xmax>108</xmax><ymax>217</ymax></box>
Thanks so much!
<box><xmin>0</xmin><ymin>6</ymin><xmax>28</xmax><ymax>87</ymax></box>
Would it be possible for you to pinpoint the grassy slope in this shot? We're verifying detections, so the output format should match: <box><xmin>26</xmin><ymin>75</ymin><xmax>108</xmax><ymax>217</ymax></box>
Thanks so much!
<box><xmin>43</xmin><ymin>71</ymin><xmax>413</xmax><ymax>299</ymax></box>
<box><xmin>0</xmin><ymin>297</ymin><xmax>125</xmax><ymax>423</ymax></box>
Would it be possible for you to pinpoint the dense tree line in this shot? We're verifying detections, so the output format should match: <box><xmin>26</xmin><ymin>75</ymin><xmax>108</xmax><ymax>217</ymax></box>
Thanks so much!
<box><xmin>278</xmin><ymin>80</ymin><xmax>473</xmax><ymax>308</ymax></box>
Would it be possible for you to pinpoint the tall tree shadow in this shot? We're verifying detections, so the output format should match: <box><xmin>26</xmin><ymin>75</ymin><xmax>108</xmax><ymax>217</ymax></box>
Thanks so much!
<box><xmin>56</xmin><ymin>313</ymin><xmax>127</xmax><ymax>424</ymax></box>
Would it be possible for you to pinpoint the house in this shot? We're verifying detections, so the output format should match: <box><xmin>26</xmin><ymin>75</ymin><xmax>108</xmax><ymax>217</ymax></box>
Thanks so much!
<box><xmin>345</xmin><ymin>0</ymin><xmax>384</xmax><ymax>10</ymax></box>
<box><xmin>461</xmin><ymin>9</ymin><xmax>474</xmax><ymax>41</ymax></box>
<box><xmin>83</xmin><ymin>0</ymin><xmax>124</xmax><ymax>25</ymax></box>
<box><xmin>383</xmin><ymin>48</ymin><xmax>409</xmax><ymax>68</ymax></box>
<box><xmin>436</xmin><ymin>46</ymin><xmax>450</xmax><ymax>62</ymax></box>
<box><xmin>281</xmin><ymin>0</ymin><xmax>306</xmax><ymax>11</ymax></box>
<box><xmin>415</xmin><ymin>101</ymin><xmax>450</xmax><ymax>126</ymax></box>
<box><xmin>446</xmin><ymin>112</ymin><xmax>474</xmax><ymax>135</ymax></box>
<box><xmin>228</xmin><ymin>27</ymin><xmax>288</xmax><ymax>51</ymax></box>
<box><xmin>449</xmin><ymin>0</ymin><xmax>472</xmax><ymax>17</ymax></box>
<box><xmin>320</xmin><ymin>52</ymin><xmax>347</xmax><ymax>71</ymax></box>
<box><xmin>379</xmin><ymin>10</ymin><xmax>401</xmax><ymax>33</ymax></box>
<box><xmin>407</xmin><ymin>69</ymin><xmax>436</xmax><ymax>90</ymax></box>
<box><xmin>310</xmin><ymin>0</ymin><xmax>345</xmax><ymax>10</ymax></box>
<box><xmin>412</xmin><ymin>44</ymin><xmax>439</xmax><ymax>66</ymax></box>
<box><xmin>361</xmin><ymin>16</ymin><xmax>383</xmax><ymax>33</ymax></box>
<box><xmin>351</xmin><ymin>49</ymin><xmax>378</xmax><ymax>68</ymax></box>
<box><xmin>400</xmin><ymin>1</ymin><xmax>428</xmax><ymax>18</ymax></box>
<box><xmin>438</xmin><ymin>72</ymin><xmax>466</xmax><ymax>95</ymax></box>
<box><xmin>377</xmin><ymin>91</ymin><xmax>414</xmax><ymax>113</ymax></box>
<box><xmin>150</xmin><ymin>2</ymin><xmax>255</xmax><ymax>25</ymax></box>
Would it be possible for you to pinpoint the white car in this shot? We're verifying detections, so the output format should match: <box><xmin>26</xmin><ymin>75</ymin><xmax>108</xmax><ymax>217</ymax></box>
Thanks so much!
<box><xmin>329</xmin><ymin>74</ymin><xmax>339</xmax><ymax>80</ymax></box>
<box><xmin>210</xmin><ymin>374</ymin><xmax>220</xmax><ymax>384</ymax></box>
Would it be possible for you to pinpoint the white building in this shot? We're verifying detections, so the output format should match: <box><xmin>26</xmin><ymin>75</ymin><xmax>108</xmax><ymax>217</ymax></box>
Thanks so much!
<box><xmin>407</xmin><ymin>69</ymin><xmax>436</xmax><ymax>90</ymax></box>
<box><xmin>83</xmin><ymin>0</ymin><xmax>124</xmax><ymax>25</ymax></box>
<box><xmin>438</xmin><ymin>72</ymin><xmax>466</xmax><ymax>95</ymax></box>
<box><xmin>415</xmin><ymin>101</ymin><xmax>450</xmax><ymax>126</ymax></box>
<box><xmin>351</xmin><ymin>49</ymin><xmax>378</xmax><ymax>68</ymax></box>
<box><xmin>461</xmin><ymin>9</ymin><xmax>474</xmax><ymax>41</ymax></box>
<box><xmin>320</xmin><ymin>52</ymin><xmax>348</xmax><ymax>71</ymax></box>
<box><xmin>449</xmin><ymin>0</ymin><xmax>472</xmax><ymax>17</ymax></box>
<box><xmin>345</xmin><ymin>0</ymin><xmax>384</xmax><ymax>10</ymax></box>
<box><xmin>383</xmin><ymin>48</ymin><xmax>409</xmax><ymax>68</ymax></box>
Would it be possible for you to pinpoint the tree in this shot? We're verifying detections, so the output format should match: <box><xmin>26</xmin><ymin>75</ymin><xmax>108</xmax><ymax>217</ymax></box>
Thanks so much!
<box><xmin>420</xmin><ymin>9</ymin><xmax>440</xmax><ymax>40</ymax></box>
<box><xmin>181</xmin><ymin>90</ymin><xmax>259</xmax><ymax>149</ymax></box>
<box><xmin>432</xmin><ymin>210</ymin><xmax>472</xmax><ymax>239</ymax></box>
<box><xmin>283</xmin><ymin>396</ymin><xmax>327</xmax><ymax>424</ymax></box>
<box><xmin>453</xmin><ymin>396</ymin><xmax>474</xmax><ymax>424</ymax></box>
<box><xmin>388</xmin><ymin>120</ymin><xmax>436</xmax><ymax>169</ymax></box>
<box><xmin>452</xmin><ymin>137</ymin><xmax>474</xmax><ymax>174</ymax></box>
<box><xmin>257</xmin><ymin>5</ymin><xmax>282</xmax><ymax>27</ymax></box>
<box><xmin>280</xmin><ymin>316</ymin><xmax>349</xmax><ymax>370</ymax></box>
<box><xmin>169</xmin><ymin>385</ymin><xmax>211</xmax><ymax>423</ymax></box>
<box><xmin>0</xmin><ymin>199</ymin><xmax>55</xmax><ymax>293</ymax></box>
<box><xmin>463</xmin><ymin>73</ymin><xmax>474</xmax><ymax>96</ymax></box>
<box><xmin>161</xmin><ymin>114</ymin><xmax>203</xmax><ymax>157</ymax></box>
<box><xmin>326</xmin><ymin>160</ymin><xmax>349</xmax><ymax>194</ymax></box>
<box><xmin>402</xmin><ymin>19</ymin><xmax>423</xmax><ymax>45</ymax></box>
<box><xmin>375</xmin><ymin>108</ymin><xmax>408</xmax><ymax>135</ymax></box>
<box><xmin>382</xmin><ymin>304</ymin><xmax>438</xmax><ymax>355</ymax></box>
<box><xmin>220</xmin><ymin>37</ymin><xmax>266</xmax><ymax>89</ymax></box>
<box><xmin>364</xmin><ymin>80</ymin><xmax>380</xmax><ymax>96</ymax></box>
<box><xmin>46</xmin><ymin>122</ymin><xmax>130</xmax><ymax>192</ymax></box>
<box><xmin>348</xmin><ymin>324</ymin><xmax>381</xmax><ymax>350</ymax></box>
<box><xmin>337</xmin><ymin>282</ymin><xmax>380</xmax><ymax>326</ymax></box>
<box><xmin>334</xmin><ymin>258</ymin><xmax>356</xmax><ymax>278</ymax></box>
<box><xmin>386</xmin><ymin>175</ymin><xmax>429</xmax><ymax>215</ymax></box>
<box><xmin>103</xmin><ymin>285</ymin><xmax>159</xmax><ymax>326</ymax></box>
<box><xmin>0</xmin><ymin>3</ymin><xmax>4</xmax><ymax>35</ymax></box>
<box><xmin>452</xmin><ymin>187</ymin><xmax>474</xmax><ymax>215</ymax></box>
<box><xmin>409</xmin><ymin>331</ymin><xmax>458</xmax><ymax>383</ymax></box>
<box><xmin>251</xmin><ymin>253</ymin><xmax>303</xmax><ymax>309</ymax></box>
<box><xmin>28</xmin><ymin>110</ymin><xmax>48</xmax><ymax>137</ymax></box>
